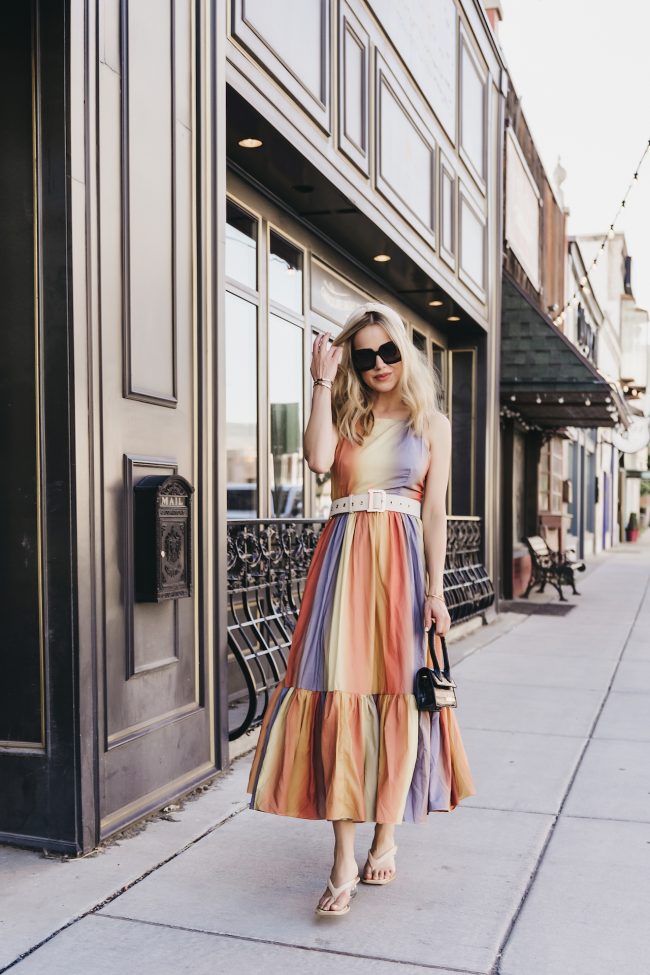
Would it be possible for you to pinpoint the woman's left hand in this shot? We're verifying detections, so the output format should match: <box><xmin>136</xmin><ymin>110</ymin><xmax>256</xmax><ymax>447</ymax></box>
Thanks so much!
<box><xmin>424</xmin><ymin>594</ymin><xmax>451</xmax><ymax>638</ymax></box>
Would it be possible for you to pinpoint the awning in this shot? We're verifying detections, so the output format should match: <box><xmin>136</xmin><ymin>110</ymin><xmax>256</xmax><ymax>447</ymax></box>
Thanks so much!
<box><xmin>501</xmin><ymin>273</ymin><xmax>630</xmax><ymax>430</ymax></box>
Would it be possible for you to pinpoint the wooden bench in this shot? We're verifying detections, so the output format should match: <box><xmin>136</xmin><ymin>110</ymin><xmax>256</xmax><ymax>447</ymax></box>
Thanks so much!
<box><xmin>522</xmin><ymin>535</ymin><xmax>586</xmax><ymax>602</ymax></box>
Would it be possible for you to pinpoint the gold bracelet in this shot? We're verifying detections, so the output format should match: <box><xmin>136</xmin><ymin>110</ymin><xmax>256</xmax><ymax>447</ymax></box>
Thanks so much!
<box><xmin>426</xmin><ymin>592</ymin><xmax>445</xmax><ymax>601</ymax></box>
<box><xmin>313</xmin><ymin>378</ymin><xmax>332</xmax><ymax>390</ymax></box>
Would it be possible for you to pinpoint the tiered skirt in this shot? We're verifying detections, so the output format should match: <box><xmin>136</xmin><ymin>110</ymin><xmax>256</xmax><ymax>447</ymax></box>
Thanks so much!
<box><xmin>246</xmin><ymin>508</ymin><xmax>476</xmax><ymax>823</ymax></box>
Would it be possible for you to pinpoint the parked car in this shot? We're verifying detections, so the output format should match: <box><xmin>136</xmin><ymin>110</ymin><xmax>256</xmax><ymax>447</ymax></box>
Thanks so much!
<box><xmin>227</xmin><ymin>483</ymin><xmax>303</xmax><ymax>519</ymax></box>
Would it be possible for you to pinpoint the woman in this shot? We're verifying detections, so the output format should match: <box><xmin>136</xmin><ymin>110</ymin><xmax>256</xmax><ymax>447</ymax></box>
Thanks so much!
<box><xmin>246</xmin><ymin>301</ymin><xmax>476</xmax><ymax>917</ymax></box>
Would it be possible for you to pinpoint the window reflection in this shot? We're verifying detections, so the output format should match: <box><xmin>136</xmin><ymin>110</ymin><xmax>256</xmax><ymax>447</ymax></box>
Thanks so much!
<box><xmin>226</xmin><ymin>200</ymin><xmax>257</xmax><ymax>289</ymax></box>
<box><xmin>270</xmin><ymin>230</ymin><xmax>303</xmax><ymax>313</ymax></box>
<box><xmin>269</xmin><ymin>314</ymin><xmax>303</xmax><ymax>517</ymax></box>
<box><xmin>226</xmin><ymin>292</ymin><xmax>258</xmax><ymax>518</ymax></box>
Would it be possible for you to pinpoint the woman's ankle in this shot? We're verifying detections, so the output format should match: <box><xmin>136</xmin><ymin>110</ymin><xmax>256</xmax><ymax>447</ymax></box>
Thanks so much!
<box><xmin>371</xmin><ymin>824</ymin><xmax>395</xmax><ymax>851</ymax></box>
<box><xmin>333</xmin><ymin>844</ymin><xmax>356</xmax><ymax>868</ymax></box>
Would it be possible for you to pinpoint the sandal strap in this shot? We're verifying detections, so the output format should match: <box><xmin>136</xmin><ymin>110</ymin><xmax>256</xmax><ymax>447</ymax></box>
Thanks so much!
<box><xmin>367</xmin><ymin>844</ymin><xmax>398</xmax><ymax>869</ymax></box>
<box><xmin>327</xmin><ymin>873</ymin><xmax>359</xmax><ymax>898</ymax></box>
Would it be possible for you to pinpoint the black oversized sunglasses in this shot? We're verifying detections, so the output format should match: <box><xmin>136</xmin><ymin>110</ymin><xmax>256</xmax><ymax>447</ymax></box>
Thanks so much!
<box><xmin>351</xmin><ymin>340</ymin><xmax>402</xmax><ymax>372</ymax></box>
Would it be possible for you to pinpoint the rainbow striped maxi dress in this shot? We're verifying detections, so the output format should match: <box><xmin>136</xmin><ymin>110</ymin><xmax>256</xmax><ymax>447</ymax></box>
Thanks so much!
<box><xmin>246</xmin><ymin>416</ymin><xmax>476</xmax><ymax>823</ymax></box>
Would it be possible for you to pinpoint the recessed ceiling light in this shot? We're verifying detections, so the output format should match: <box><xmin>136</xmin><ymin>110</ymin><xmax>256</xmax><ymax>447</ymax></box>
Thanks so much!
<box><xmin>447</xmin><ymin>314</ymin><xmax>460</xmax><ymax>321</ymax></box>
<box><xmin>238</xmin><ymin>137</ymin><xmax>263</xmax><ymax>148</ymax></box>
<box><xmin>373</xmin><ymin>253</ymin><xmax>391</xmax><ymax>262</ymax></box>
<box><xmin>428</xmin><ymin>299</ymin><xmax>443</xmax><ymax>307</ymax></box>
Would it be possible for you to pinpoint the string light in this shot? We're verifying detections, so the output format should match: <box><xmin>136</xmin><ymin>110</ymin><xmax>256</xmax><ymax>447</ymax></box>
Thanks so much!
<box><xmin>499</xmin><ymin>403</ymin><xmax>542</xmax><ymax>432</ymax></box>
<box><xmin>553</xmin><ymin>137</ymin><xmax>650</xmax><ymax>326</ymax></box>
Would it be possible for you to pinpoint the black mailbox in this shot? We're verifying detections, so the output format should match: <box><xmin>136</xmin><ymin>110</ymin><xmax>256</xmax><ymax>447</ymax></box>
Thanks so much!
<box><xmin>134</xmin><ymin>474</ymin><xmax>194</xmax><ymax>602</ymax></box>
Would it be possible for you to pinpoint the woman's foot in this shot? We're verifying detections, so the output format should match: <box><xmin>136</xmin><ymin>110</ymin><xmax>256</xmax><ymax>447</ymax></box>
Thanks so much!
<box><xmin>316</xmin><ymin>854</ymin><xmax>359</xmax><ymax>914</ymax></box>
<box><xmin>363</xmin><ymin>825</ymin><xmax>397</xmax><ymax>882</ymax></box>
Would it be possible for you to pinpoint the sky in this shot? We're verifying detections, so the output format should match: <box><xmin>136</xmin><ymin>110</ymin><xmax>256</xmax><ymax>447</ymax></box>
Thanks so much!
<box><xmin>497</xmin><ymin>0</ymin><xmax>650</xmax><ymax>313</ymax></box>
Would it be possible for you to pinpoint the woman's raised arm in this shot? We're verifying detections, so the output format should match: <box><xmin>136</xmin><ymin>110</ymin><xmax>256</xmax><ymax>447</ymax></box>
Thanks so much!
<box><xmin>304</xmin><ymin>331</ymin><xmax>342</xmax><ymax>474</ymax></box>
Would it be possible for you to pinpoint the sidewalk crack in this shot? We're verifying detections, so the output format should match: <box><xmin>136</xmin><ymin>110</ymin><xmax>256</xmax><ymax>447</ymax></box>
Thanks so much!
<box><xmin>0</xmin><ymin>801</ymin><xmax>250</xmax><ymax>973</ymax></box>
<box><xmin>94</xmin><ymin>912</ymin><xmax>484</xmax><ymax>974</ymax></box>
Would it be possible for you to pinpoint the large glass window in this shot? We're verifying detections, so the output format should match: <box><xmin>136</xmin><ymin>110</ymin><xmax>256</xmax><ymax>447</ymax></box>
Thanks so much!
<box><xmin>269</xmin><ymin>230</ymin><xmax>303</xmax><ymax>313</ymax></box>
<box><xmin>269</xmin><ymin>314</ymin><xmax>303</xmax><ymax>517</ymax></box>
<box><xmin>226</xmin><ymin>291</ymin><xmax>258</xmax><ymax>518</ymax></box>
<box><xmin>226</xmin><ymin>200</ymin><xmax>257</xmax><ymax>289</ymax></box>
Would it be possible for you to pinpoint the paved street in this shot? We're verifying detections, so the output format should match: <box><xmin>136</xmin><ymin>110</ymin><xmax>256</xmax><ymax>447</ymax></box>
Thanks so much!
<box><xmin>3</xmin><ymin>532</ymin><xmax>650</xmax><ymax>975</ymax></box>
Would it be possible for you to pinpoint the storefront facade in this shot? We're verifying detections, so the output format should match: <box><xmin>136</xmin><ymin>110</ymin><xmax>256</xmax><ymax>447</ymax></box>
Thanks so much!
<box><xmin>1</xmin><ymin>0</ymin><xmax>503</xmax><ymax>853</ymax></box>
<box><xmin>499</xmin><ymin>86</ymin><xmax>632</xmax><ymax>596</ymax></box>
<box><xmin>224</xmin><ymin>0</ymin><xmax>505</xmax><ymax>738</ymax></box>
<box><xmin>563</xmin><ymin>238</ymin><xmax>615</xmax><ymax>557</ymax></box>
<box><xmin>567</xmin><ymin>234</ymin><xmax>650</xmax><ymax>551</ymax></box>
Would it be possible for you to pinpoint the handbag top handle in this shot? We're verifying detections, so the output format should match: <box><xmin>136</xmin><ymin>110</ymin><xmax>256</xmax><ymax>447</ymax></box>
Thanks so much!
<box><xmin>427</xmin><ymin>622</ymin><xmax>451</xmax><ymax>681</ymax></box>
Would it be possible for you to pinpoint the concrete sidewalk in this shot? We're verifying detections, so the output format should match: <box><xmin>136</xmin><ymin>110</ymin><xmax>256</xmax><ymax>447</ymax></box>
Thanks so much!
<box><xmin>2</xmin><ymin>533</ymin><xmax>650</xmax><ymax>975</ymax></box>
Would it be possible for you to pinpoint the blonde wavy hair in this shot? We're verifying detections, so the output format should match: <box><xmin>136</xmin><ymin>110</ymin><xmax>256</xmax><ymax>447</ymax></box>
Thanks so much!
<box><xmin>330</xmin><ymin>301</ymin><xmax>444</xmax><ymax>446</ymax></box>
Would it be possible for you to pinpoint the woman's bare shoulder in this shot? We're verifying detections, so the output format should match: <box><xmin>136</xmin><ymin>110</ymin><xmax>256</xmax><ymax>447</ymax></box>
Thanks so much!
<box><xmin>423</xmin><ymin>411</ymin><xmax>450</xmax><ymax>452</ymax></box>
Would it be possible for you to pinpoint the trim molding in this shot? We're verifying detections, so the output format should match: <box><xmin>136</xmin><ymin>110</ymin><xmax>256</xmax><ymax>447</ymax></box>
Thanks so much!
<box><xmin>120</xmin><ymin>0</ymin><xmax>179</xmax><ymax>407</ymax></box>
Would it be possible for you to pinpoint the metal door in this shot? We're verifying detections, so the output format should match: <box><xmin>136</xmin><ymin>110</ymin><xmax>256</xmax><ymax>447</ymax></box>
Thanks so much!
<box><xmin>94</xmin><ymin>0</ymin><xmax>215</xmax><ymax>838</ymax></box>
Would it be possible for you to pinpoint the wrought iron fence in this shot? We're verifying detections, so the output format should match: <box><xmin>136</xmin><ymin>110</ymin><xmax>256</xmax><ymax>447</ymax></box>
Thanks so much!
<box><xmin>227</xmin><ymin>515</ymin><xmax>494</xmax><ymax>740</ymax></box>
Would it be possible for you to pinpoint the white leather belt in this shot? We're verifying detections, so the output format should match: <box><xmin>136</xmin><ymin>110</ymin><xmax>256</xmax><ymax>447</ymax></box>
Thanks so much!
<box><xmin>329</xmin><ymin>488</ymin><xmax>421</xmax><ymax>517</ymax></box>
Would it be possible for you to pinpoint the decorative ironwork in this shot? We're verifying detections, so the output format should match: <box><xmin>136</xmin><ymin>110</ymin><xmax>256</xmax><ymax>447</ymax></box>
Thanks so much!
<box><xmin>227</xmin><ymin>519</ymin><xmax>323</xmax><ymax>740</ymax></box>
<box><xmin>227</xmin><ymin>515</ymin><xmax>494</xmax><ymax>740</ymax></box>
<box><xmin>444</xmin><ymin>516</ymin><xmax>495</xmax><ymax>622</ymax></box>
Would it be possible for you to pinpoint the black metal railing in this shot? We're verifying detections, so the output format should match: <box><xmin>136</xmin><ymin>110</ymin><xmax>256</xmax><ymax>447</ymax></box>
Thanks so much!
<box><xmin>227</xmin><ymin>515</ymin><xmax>494</xmax><ymax>740</ymax></box>
<box><xmin>444</xmin><ymin>515</ymin><xmax>495</xmax><ymax>621</ymax></box>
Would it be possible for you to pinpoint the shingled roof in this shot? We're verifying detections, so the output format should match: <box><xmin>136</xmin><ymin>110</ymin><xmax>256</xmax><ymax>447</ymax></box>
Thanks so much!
<box><xmin>500</xmin><ymin>274</ymin><xmax>629</xmax><ymax>430</ymax></box>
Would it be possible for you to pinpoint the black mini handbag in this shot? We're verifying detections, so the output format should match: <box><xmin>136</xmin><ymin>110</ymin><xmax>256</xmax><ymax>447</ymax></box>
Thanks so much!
<box><xmin>414</xmin><ymin>622</ymin><xmax>458</xmax><ymax>711</ymax></box>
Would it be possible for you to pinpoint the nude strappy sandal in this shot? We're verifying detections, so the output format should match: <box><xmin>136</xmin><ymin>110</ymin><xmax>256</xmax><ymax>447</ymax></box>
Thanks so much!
<box><xmin>315</xmin><ymin>872</ymin><xmax>360</xmax><ymax>917</ymax></box>
<box><xmin>361</xmin><ymin>843</ymin><xmax>398</xmax><ymax>885</ymax></box>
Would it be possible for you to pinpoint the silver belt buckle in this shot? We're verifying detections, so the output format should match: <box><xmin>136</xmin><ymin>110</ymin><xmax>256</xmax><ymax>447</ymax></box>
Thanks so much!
<box><xmin>367</xmin><ymin>488</ymin><xmax>387</xmax><ymax>511</ymax></box>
